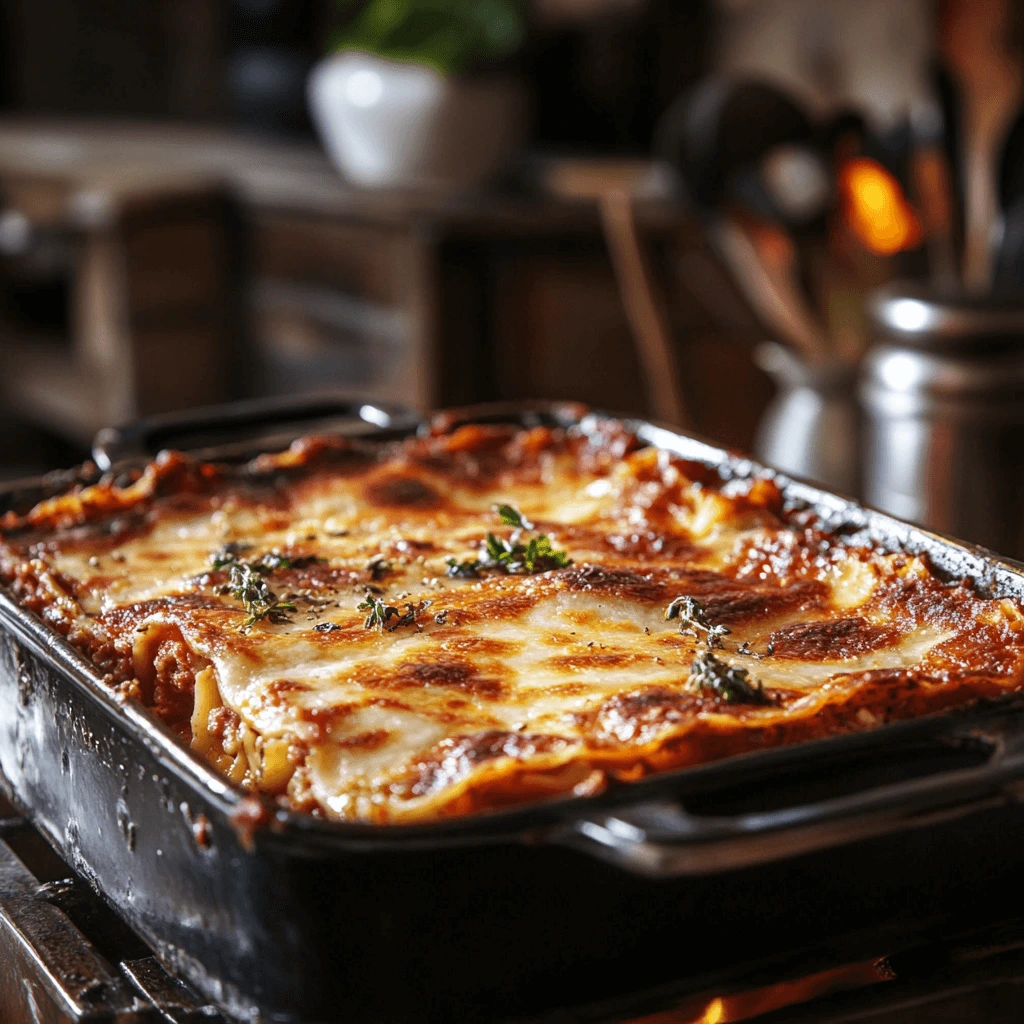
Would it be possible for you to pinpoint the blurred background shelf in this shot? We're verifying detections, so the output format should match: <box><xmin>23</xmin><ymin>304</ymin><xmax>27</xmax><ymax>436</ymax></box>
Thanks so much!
<box><xmin>2</xmin><ymin>0</ymin><xmax>1022</xmax><ymax>534</ymax></box>
<box><xmin>0</xmin><ymin>120</ymin><xmax>770</xmax><ymax>460</ymax></box>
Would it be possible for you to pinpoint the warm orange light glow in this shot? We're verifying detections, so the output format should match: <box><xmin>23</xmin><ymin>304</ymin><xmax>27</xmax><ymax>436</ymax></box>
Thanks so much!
<box><xmin>839</xmin><ymin>158</ymin><xmax>923</xmax><ymax>255</ymax></box>
<box><xmin>626</xmin><ymin>959</ymin><xmax>893</xmax><ymax>1024</ymax></box>
<box><xmin>699</xmin><ymin>997</ymin><xmax>726</xmax><ymax>1024</ymax></box>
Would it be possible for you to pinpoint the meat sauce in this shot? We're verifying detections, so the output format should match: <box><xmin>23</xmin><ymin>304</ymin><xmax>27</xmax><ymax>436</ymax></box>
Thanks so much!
<box><xmin>1</xmin><ymin>421</ymin><xmax>1022</xmax><ymax>823</ymax></box>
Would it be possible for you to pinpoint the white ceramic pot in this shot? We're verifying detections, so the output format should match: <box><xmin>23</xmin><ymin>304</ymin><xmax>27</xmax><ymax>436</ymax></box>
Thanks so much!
<box><xmin>308</xmin><ymin>51</ymin><xmax>527</xmax><ymax>191</ymax></box>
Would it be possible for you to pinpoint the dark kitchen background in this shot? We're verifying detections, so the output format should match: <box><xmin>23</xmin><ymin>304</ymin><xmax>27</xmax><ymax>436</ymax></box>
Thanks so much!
<box><xmin>0</xmin><ymin>0</ymin><xmax>1021</xmax><ymax>541</ymax></box>
<box><xmin>7</xmin><ymin>5</ymin><xmax>1024</xmax><ymax>1024</ymax></box>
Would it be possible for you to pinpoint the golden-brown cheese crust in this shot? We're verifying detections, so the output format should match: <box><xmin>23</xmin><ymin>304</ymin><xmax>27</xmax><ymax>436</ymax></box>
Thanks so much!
<box><xmin>2</xmin><ymin>423</ymin><xmax>1024</xmax><ymax>823</ymax></box>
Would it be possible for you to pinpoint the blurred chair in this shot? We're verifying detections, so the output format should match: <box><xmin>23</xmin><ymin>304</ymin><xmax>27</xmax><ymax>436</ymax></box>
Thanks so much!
<box><xmin>535</xmin><ymin>155</ymin><xmax>774</xmax><ymax>441</ymax></box>
<box><xmin>539</xmin><ymin>158</ymin><xmax>691</xmax><ymax>427</ymax></box>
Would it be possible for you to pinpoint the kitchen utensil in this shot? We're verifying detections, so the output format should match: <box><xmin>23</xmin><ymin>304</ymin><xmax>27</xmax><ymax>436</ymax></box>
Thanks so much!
<box><xmin>994</xmin><ymin>108</ymin><xmax>1024</xmax><ymax>290</ymax></box>
<box><xmin>660</xmin><ymin>77</ymin><xmax>814</xmax><ymax>213</ymax></box>
<box><xmin>661</xmin><ymin>77</ymin><xmax>831</xmax><ymax>359</ymax></box>
<box><xmin>941</xmin><ymin>0</ymin><xmax>1023</xmax><ymax>291</ymax></box>
<box><xmin>710</xmin><ymin>215</ymin><xmax>827</xmax><ymax>364</ymax></box>
<box><xmin>909</xmin><ymin>101</ymin><xmax>960</xmax><ymax>288</ymax></box>
<box><xmin>734</xmin><ymin>143</ymin><xmax>833</xmax><ymax>327</ymax></box>
<box><xmin>863</xmin><ymin>285</ymin><xmax>1024</xmax><ymax>557</ymax></box>
<box><xmin>753</xmin><ymin>340</ymin><xmax>860</xmax><ymax>494</ymax></box>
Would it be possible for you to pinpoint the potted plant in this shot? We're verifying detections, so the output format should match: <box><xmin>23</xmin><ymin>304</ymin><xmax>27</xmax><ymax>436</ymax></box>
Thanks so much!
<box><xmin>309</xmin><ymin>0</ymin><xmax>529</xmax><ymax>191</ymax></box>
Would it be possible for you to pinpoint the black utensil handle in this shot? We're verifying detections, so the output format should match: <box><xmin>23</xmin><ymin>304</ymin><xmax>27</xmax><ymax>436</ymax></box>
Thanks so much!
<box><xmin>562</xmin><ymin>710</ymin><xmax>1024</xmax><ymax>877</ymax></box>
<box><xmin>91</xmin><ymin>394</ymin><xmax>421</xmax><ymax>470</ymax></box>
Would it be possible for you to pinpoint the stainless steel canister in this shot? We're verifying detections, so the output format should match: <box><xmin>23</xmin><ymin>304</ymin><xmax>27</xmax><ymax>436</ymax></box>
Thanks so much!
<box><xmin>754</xmin><ymin>342</ymin><xmax>861</xmax><ymax>497</ymax></box>
<box><xmin>863</xmin><ymin>286</ymin><xmax>1024</xmax><ymax>558</ymax></box>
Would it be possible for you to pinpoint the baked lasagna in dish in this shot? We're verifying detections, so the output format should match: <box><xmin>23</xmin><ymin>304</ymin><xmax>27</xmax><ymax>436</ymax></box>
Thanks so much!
<box><xmin>2</xmin><ymin>416</ymin><xmax>1023</xmax><ymax>823</ymax></box>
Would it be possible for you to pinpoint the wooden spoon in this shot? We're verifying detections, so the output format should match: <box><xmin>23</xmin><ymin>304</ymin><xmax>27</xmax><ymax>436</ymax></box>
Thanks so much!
<box><xmin>941</xmin><ymin>0</ymin><xmax>1023</xmax><ymax>292</ymax></box>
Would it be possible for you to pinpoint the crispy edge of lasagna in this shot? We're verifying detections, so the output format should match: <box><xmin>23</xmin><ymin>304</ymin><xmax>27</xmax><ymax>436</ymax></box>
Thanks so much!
<box><xmin>1</xmin><ymin>421</ymin><xmax>1023</xmax><ymax>824</ymax></box>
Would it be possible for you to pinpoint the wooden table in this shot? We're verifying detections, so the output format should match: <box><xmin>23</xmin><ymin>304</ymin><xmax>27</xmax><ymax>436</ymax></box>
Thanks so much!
<box><xmin>0</xmin><ymin>120</ymin><xmax>770</xmax><ymax>447</ymax></box>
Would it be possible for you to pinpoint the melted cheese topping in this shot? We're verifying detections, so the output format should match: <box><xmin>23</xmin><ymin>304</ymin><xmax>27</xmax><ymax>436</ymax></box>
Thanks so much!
<box><xmin>3</xmin><ymin>423</ymin><xmax>1024</xmax><ymax>823</ymax></box>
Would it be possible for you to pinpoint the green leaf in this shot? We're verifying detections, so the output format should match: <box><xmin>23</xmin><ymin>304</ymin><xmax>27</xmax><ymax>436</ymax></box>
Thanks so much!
<box><xmin>358</xmin><ymin>594</ymin><xmax>400</xmax><ymax>631</ymax></box>
<box><xmin>524</xmin><ymin>535</ymin><xmax>571</xmax><ymax>572</ymax></box>
<box><xmin>687</xmin><ymin>651</ymin><xmax>772</xmax><ymax>705</ymax></box>
<box><xmin>227</xmin><ymin>563</ymin><xmax>295</xmax><ymax>632</ymax></box>
<box><xmin>473</xmin><ymin>0</ymin><xmax>525</xmax><ymax>55</ymax></box>
<box><xmin>358</xmin><ymin>0</ymin><xmax>415</xmax><ymax>43</ymax></box>
<box><xmin>327</xmin><ymin>0</ymin><xmax>526</xmax><ymax>73</ymax></box>
<box><xmin>358</xmin><ymin>594</ymin><xmax>431</xmax><ymax>632</ymax></box>
<box><xmin>496</xmin><ymin>504</ymin><xmax>532</xmax><ymax>529</ymax></box>
<box><xmin>211</xmin><ymin>545</ymin><xmax>320</xmax><ymax>630</ymax></box>
<box><xmin>446</xmin><ymin>556</ymin><xmax>482</xmax><ymax>578</ymax></box>
<box><xmin>485</xmin><ymin>532</ymin><xmax>509</xmax><ymax>562</ymax></box>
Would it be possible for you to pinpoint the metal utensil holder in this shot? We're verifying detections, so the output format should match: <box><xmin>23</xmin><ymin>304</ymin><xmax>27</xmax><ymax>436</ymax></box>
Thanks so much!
<box><xmin>863</xmin><ymin>286</ymin><xmax>1024</xmax><ymax>558</ymax></box>
<box><xmin>753</xmin><ymin>341</ymin><xmax>861</xmax><ymax>496</ymax></box>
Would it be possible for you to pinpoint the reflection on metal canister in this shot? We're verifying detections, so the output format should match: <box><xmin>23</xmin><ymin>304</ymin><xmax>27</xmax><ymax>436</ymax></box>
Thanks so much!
<box><xmin>864</xmin><ymin>287</ymin><xmax>1024</xmax><ymax>558</ymax></box>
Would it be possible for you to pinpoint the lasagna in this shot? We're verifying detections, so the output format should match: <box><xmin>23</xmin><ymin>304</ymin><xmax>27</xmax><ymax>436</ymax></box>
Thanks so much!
<box><xmin>2</xmin><ymin>416</ymin><xmax>1023</xmax><ymax>824</ymax></box>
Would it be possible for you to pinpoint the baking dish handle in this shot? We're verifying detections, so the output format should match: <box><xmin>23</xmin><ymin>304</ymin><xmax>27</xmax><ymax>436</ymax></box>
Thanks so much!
<box><xmin>91</xmin><ymin>394</ymin><xmax>421</xmax><ymax>470</ymax></box>
<box><xmin>560</xmin><ymin>712</ymin><xmax>1024</xmax><ymax>878</ymax></box>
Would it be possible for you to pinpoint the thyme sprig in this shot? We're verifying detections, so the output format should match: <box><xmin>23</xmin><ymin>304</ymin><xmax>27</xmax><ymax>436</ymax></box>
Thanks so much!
<box><xmin>446</xmin><ymin>504</ymin><xmax>571</xmax><ymax>578</ymax></box>
<box><xmin>366</xmin><ymin>555</ymin><xmax>393</xmax><ymax>581</ymax></box>
<box><xmin>359</xmin><ymin>594</ymin><xmax>398</xmax><ymax>630</ymax></box>
<box><xmin>358</xmin><ymin>594</ymin><xmax>432</xmax><ymax>632</ymax></box>
<box><xmin>446</xmin><ymin>557</ymin><xmax>483</xmax><ymax>579</ymax></box>
<box><xmin>211</xmin><ymin>541</ymin><xmax>252</xmax><ymax>567</ymax></box>
<box><xmin>687</xmin><ymin>651</ymin><xmax>772</xmax><ymax>705</ymax></box>
<box><xmin>210</xmin><ymin>545</ymin><xmax>322</xmax><ymax>631</ymax></box>
<box><xmin>666</xmin><ymin>596</ymin><xmax>730</xmax><ymax>649</ymax></box>
<box><xmin>226</xmin><ymin>563</ymin><xmax>297</xmax><ymax>631</ymax></box>
<box><xmin>496</xmin><ymin>504</ymin><xmax>533</xmax><ymax>530</ymax></box>
<box><xmin>211</xmin><ymin>545</ymin><xmax>323</xmax><ymax>574</ymax></box>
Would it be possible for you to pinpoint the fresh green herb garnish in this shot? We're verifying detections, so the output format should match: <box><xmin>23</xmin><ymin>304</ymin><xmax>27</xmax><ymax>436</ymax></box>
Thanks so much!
<box><xmin>447</xmin><ymin>505</ymin><xmax>571</xmax><ymax>579</ymax></box>
<box><xmin>394</xmin><ymin>600</ymin><xmax>432</xmax><ymax>629</ymax></box>
<box><xmin>666</xmin><ymin>596</ymin><xmax>730</xmax><ymax>649</ymax></box>
<box><xmin>446</xmin><ymin>557</ymin><xmax>482</xmax><ymax>579</ymax></box>
<box><xmin>482</xmin><ymin>530</ymin><xmax>572</xmax><ymax>573</ymax></box>
<box><xmin>485</xmin><ymin>531</ymin><xmax>510</xmax><ymax>564</ymax></box>
<box><xmin>359</xmin><ymin>594</ymin><xmax>399</xmax><ymax>631</ymax></box>
<box><xmin>211</xmin><ymin>546</ymin><xmax>323</xmax><ymax>630</ymax></box>
<box><xmin>366</xmin><ymin>556</ymin><xmax>393</xmax><ymax>581</ymax></box>
<box><xmin>211</xmin><ymin>542</ymin><xmax>253</xmax><ymax>569</ymax></box>
<box><xmin>518</xmin><ymin>535</ymin><xmax>572</xmax><ymax>573</ymax></box>
<box><xmin>226</xmin><ymin>563</ymin><xmax>297</xmax><ymax>632</ymax></box>
<box><xmin>496</xmin><ymin>504</ymin><xmax>533</xmax><ymax>530</ymax></box>
<box><xmin>358</xmin><ymin>595</ymin><xmax>432</xmax><ymax>632</ymax></box>
<box><xmin>212</xmin><ymin>547</ymin><xmax>322</xmax><ymax>574</ymax></box>
<box><xmin>687</xmin><ymin>651</ymin><xmax>772</xmax><ymax>705</ymax></box>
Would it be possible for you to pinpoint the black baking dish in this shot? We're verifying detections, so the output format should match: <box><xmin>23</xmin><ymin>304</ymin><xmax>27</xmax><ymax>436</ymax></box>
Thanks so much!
<box><xmin>4</xmin><ymin>398</ymin><xmax>1024</xmax><ymax>1022</ymax></box>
